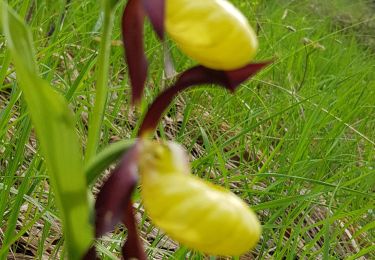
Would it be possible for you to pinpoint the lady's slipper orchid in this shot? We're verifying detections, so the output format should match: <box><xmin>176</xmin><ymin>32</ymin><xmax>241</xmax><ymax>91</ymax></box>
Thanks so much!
<box><xmin>165</xmin><ymin>0</ymin><xmax>258</xmax><ymax>70</ymax></box>
<box><xmin>88</xmin><ymin>0</ymin><xmax>272</xmax><ymax>258</ymax></box>
<box><xmin>122</xmin><ymin>0</ymin><xmax>269</xmax><ymax>104</ymax></box>
<box><xmin>92</xmin><ymin>139</ymin><xmax>261</xmax><ymax>258</ymax></box>
<box><xmin>139</xmin><ymin>140</ymin><xmax>261</xmax><ymax>256</ymax></box>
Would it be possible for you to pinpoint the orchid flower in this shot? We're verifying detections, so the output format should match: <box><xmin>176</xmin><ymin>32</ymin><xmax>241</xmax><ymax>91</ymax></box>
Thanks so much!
<box><xmin>165</xmin><ymin>0</ymin><xmax>258</xmax><ymax>70</ymax></box>
<box><xmin>138</xmin><ymin>140</ymin><xmax>261</xmax><ymax>256</ymax></box>
<box><xmin>87</xmin><ymin>0</ymin><xmax>271</xmax><ymax>258</ymax></box>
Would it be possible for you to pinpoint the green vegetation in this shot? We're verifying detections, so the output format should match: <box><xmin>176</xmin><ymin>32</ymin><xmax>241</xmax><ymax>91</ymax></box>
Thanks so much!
<box><xmin>0</xmin><ymin>0</ymin><xmax>374</xmax><ymax>259</ymax></box>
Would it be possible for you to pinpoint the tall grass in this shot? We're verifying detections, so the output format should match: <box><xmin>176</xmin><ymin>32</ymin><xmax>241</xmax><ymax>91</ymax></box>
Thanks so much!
<box><xmin>0</xmin><ymin>0</ymin><xmax>374</xmax><ymax>259</ymax></box>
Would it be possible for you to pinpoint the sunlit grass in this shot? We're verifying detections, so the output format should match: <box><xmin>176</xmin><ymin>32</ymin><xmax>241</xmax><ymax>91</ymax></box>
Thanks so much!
<box><xmin>1</xmin><ymin>0</ymin><xmax>374</xmax><ymax>259</ymax></box>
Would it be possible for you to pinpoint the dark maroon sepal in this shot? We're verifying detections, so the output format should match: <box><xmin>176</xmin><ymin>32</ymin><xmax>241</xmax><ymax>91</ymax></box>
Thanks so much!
<box><xmin>122</xmin><ymin>202</ymin><xmax>147</xmax><ymax>260</ymax></box>
<box><xmin>122</xmin><ymin>0</ymin><xmax>148</xmax><ymax>104</ymax></box>
<box><xmin>82</xmin><ymin>246</ymin><xmax>99</xmax><ymax>260</ymax></box>
<box><xmin>138</xmin><ymin>61</ymin><xmax>272</xmax><ymax>135</ymax></box>
<box><xmin>141</xmin><ymin>0</ymin><xmax>165</xmax><ymax>39</ymax></box>
<box><xmin>94</xmin><ymin>143</ymin><xmax>140</xmax><ymax>236</ymax></box>
<box><xmin>90</xmin><ymin>142</ymin><xmax>146</xmax><ymax>259</ymax></box>
<box><xmin>224</xmin><ymin>62</ymin><xmax>273</xmax><ymax>91</ymax></box>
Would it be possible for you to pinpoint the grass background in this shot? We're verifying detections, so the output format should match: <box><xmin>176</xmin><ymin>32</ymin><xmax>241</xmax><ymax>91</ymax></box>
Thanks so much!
<box><xmin>1</xmin><ymin>0</ymin><xmax>374</xmax><ymax>259</ymax></box>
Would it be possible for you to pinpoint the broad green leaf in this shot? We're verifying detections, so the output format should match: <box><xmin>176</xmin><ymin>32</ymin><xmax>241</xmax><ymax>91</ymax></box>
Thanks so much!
<box><xmin>1</xmin><ymin>3</ymin><xmax>92</xmax><ymax>259</ymax></box>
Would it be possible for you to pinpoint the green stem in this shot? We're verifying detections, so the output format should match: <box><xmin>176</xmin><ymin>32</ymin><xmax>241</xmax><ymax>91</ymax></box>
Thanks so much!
<box><xmin>85</xmin><ymin>7</ymin><xmax>115</xmax><ymax>161</ymax></box>
<box><xmin>85</xmin><ymin>139</ymin><xmax>136</xmax><ymax>185</ymax></box>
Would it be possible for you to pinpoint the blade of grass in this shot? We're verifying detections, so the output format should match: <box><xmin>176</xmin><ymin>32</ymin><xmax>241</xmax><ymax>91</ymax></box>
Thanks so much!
<box><xmin>0</xmin><ymin>115</ymin><xmax>32</xmax><ymax>237</ymax></box>
<box><xmin>0</xmin><ymin>86</ymin><xmax>21</xmax><ymax>139</ymax></box>
<box><xmin>323</xmin><ymin>179</ymin><xmax>342</xmax><ymax>258</ymax></box>
<box><xmin>65</xmin><ymin>54</ymin><xmax>97</xmax><ymax>101</ymax></box>
<box><xmin>2</xmin><ymin>156</ymin><xmax>33</xmax><ymax>244</ymax></box>
<box><xmin>0</xmin><ymin>51</ymin><xmax>11</xmax><ymax>86</ymax></box>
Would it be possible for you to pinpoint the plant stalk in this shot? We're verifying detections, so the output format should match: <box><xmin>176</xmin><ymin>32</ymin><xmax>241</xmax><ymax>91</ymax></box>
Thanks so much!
<box><xmin>85</xmin><ymin>6</ymin><xmax>115</xmax><ymax>161</ymax></box>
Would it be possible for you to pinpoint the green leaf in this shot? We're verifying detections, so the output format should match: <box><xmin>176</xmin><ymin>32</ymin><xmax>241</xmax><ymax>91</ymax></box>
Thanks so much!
<box><xmin>85</xmin><ymin>139</ymin><xmax>135</xmax><ymax>185</ymax></box>
<box><xmin>1</xmin><ymin>3</ymin><xmax>92</xmax><ymax>259</ymax></box>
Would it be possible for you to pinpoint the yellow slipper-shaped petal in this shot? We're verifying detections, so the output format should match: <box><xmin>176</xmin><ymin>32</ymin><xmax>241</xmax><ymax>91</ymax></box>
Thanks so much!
<box><xmin>165</xmin><ymin>0</ymin><xmax>258</xmax><ymax>70</ymax></box>
<box><xmin>139</xmin><ymin>140</ymin><xmax>261</xmax><ymax>256</ymax></box>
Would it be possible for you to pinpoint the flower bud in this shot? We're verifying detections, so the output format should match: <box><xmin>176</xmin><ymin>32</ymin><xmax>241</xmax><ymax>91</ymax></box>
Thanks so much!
<box><xmin>138</xmin><ymin>140</ymin><xmax>261</xmax><ymax>256</ymax></box>
<box><xmin>165</xmin><ymin>0</ymin><xmax>258</xmax><ymax>70</ymax></box>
